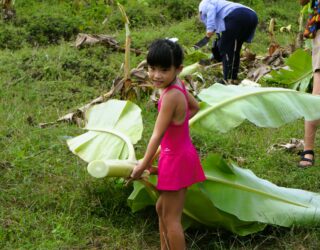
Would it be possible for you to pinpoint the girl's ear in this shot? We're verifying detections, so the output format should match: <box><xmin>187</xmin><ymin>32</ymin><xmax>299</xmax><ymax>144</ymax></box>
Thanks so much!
<box><xmin>177</xmin><ymin>65</ymin><xmax>183</xmax><ymax>74</ymax></box>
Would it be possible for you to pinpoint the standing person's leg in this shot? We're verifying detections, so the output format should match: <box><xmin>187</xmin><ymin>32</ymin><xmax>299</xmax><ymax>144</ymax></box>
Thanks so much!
<box><xmin>230</xmin><ymin>39</ymin><xmax>244</xmax><ymax>82</ymax></box>
<box><xmin>220</xmin><ymin>8</ymin><xmax>257</xmax><ymax>82</ymax></box>
<box><xmin>220</xmin><ymin>37</ymin><xmax>236</xmax><ymax>82</ymax></box>
<box><xmin>299</xmin><ymin>29</ymin><xmax>320</xmax><ymax>167</ymax></box>
<box><xmin>156</xmin><ymin>189</ymin><xmax>187</xmax><ymax>250</ymax></box>
<box><xmin>300</xmin><ymin>72</ymin><xmax>320</xmax><ymax>167</ymax></box>
<box><xmin>220</xmin><ymin>38</ymin><xmax>243</xmax><ymax>83</ymax></box>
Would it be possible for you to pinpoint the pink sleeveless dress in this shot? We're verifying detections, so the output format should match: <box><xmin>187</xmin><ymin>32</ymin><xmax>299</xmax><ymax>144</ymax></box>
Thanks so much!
<box><xmin>157</xmin><ymin>83</ymin><xmax>206</xmax><ymax>191</ymax></box>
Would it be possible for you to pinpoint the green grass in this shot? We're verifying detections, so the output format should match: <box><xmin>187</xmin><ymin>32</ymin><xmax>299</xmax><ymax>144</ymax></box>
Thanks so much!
<box><xmin>1</xmin><ymin>0</ymin><xmax>320</xmax><ymax>249</ymax></box>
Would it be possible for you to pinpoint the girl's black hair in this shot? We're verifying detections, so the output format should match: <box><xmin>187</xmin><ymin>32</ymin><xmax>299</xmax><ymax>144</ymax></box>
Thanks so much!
<box><xmin>147</xmin><ymin>39</ymin><xmax>184</xmax><ymax>68</ymax></box>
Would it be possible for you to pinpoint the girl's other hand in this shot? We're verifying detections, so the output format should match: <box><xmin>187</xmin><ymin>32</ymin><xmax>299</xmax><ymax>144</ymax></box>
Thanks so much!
<box><xmin>148</xmin><ymin>166</ymin><xmax>158</xmax><ymax>175</ymax></box>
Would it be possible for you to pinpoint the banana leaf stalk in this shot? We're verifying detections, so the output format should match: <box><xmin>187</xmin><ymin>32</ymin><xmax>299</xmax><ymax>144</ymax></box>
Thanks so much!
<box><xmin>295</xmin><ymin>10</ymin><xmax>305</xmax><ymax>48</ymax></box>
<box><xmin>86</xmin><ymin>128</ymin><xmax>137</xmax><ymax>178</ymax></box>
<box><xmin>88</xmin><ymin>159</ymin><xmax>137</xmax><ymax>178</ymax></box>
<box><xmin>118</xmin><ymin>3</ymin><xmax>131</xmax><ymax>82</ymax></box>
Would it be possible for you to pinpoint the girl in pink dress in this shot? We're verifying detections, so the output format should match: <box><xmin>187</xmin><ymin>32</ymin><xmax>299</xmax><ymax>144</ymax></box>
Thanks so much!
<box><xmin>131</xmin><ymin>39</ymin><xmax>206</xmax><ymax>250</ymax></box>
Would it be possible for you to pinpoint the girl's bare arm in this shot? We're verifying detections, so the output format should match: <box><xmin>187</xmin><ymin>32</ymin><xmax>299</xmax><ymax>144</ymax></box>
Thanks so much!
<box><xmin>131</xmin><ymin>93</ymin><xmax>176</xmax><ymax>178</ymax></box>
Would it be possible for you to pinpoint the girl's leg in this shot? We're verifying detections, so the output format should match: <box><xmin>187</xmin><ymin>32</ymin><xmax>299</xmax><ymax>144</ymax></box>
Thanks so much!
<box><xmin>156</xmin><ymin>189</ymin><xmax>187</xmax><ymax>250</ymax></box>
<box><xmin>156</xmin><ymin>194</ymin><xmax>169</xmax><ymax>250</ymax></box>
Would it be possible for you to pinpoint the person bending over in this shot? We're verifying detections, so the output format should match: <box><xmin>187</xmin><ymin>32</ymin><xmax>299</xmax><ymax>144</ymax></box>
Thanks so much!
<box><xmin>199</xmin><ymin>0</ymin><xmax>258</xmax><ymax>84</ymax></box>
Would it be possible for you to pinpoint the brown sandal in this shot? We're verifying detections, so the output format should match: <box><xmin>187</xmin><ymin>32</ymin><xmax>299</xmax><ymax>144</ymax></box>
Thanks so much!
<box><xmin>298</xmin><ymin>150</ymin><xmax>315</xmax><ymax>168</ymax></box>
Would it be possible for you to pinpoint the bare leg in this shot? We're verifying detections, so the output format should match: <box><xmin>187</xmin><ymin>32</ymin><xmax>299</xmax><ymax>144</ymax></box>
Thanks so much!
<box><xmin>156</xmin><ymin>189</ymin><xmax>187</xmax><ymax>250</ymax></box>
<box><xmin>156</xmin><ymin>195</ymin><xmax>169</xmax><ymax>250</ymax></box>
<box><xmin>300</xmin><ymin>71</ymin><xmax>320</xmax><ymax>166</ymax></box>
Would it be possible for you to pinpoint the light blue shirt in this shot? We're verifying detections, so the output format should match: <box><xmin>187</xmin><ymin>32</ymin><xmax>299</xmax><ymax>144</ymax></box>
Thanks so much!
<box><xmin>199</xmin><ymin>0</ymin><xmax>253</xmax><ymax>33</ymax></box>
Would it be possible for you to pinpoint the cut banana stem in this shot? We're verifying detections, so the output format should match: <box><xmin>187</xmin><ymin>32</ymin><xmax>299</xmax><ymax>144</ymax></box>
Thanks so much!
<box><xmin>87</xmin><ymin>159</ymin><xmax>137</xmax><ymax>178</ymax></box>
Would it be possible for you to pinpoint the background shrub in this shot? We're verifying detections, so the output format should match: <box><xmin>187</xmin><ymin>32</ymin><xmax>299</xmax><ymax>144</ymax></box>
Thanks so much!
<box><xmin>107</xmin><ymin>0</ymin><xmax>167</xmax><ymax>30</ymax></box>
<box><xmin>166</xmin><ymin>0</ymin><xmax>198</xmax><ymax>20</ymax></box>
<box><xmin>0</xmin><ymin>24</ymin><xmax>27</xmax><ymax>49</ymax></box>
<box><xmin>25</xmin><ymin>14</ymin><xmax>82</xmax><ymax>45</ymax></box>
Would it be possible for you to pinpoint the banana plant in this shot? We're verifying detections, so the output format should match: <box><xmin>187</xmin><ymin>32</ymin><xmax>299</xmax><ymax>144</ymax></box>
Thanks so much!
<box><xmin>266</xmin><ymin>49</ymin><xmax>313</xmax><ymax>92</ymax></box>
<box><xmin>67</xmin><ymin>84</ymin><xmax>320</xmax><ymax>235</ymax></box>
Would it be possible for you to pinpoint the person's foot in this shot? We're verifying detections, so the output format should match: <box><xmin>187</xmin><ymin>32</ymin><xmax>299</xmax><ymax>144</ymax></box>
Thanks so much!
<box><xmin>215</xmin><ymin>78</ymin><xmax>228</xmax><ymax>85</ymax></box>
<box><xmin>229</xmin><ymin>79</ymin><xmax>240</xmax><ymax>85</ymax></box>
<box><xmin>298</xmin><ymin>150</ymin><xmax>315</xmax><ymax>168</ymax></box>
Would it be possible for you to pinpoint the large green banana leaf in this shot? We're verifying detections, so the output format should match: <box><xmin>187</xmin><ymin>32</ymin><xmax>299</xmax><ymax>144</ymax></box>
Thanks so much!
<box><xmin>67</xmin><ymin>100</ymin><xmax>142</xmax><ymax>162</ymax></box>
<box><xmin>191</xmin><ymin>83</ymin><xmax>320</xmax><ymax>133</ymax></box>
<box><xmin>129</xmin><ymin>154</ymin><xmax>320</xmax><ymax>235</ymax></box>
<box><xmin>67</xmin><ymin>89</ymin><xmax>320</xmax><ymax>235</ymax></box>
<box><xmin>267</xmin><ymin>49</ymin><xmax>313</xmax><ymax>91</ymax></box>
<box><xmin>128</xmin><ymin>171</ymin><xmax>266</xmax><ymax>236</ymax></box>
<box><xmin>202</xmin><ymin>154</ymin><xmax>320</xmax><ymax>227</ymax></box>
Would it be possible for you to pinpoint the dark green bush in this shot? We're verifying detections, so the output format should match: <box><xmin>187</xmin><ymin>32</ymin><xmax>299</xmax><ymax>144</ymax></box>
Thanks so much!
<box><xmin>266</xmin><ymin>8</ymin><xmax>288</xmax><ymax>20</ymax></box>
<box><xmin>107</xmin><ymin>1</ymin><xmax>167</xmax><ymax>30</ymax></box>
<box><xmin>74</xmin><ymin>1</ymin><xmax>113</xmax><ymax>33</ymax></box>
<box><xmin>25</xmin><ymin>14</ymin><xmax>82</xmax><ymax>45</ymax></box>
<box><xmin>166</xmin><ymin>0</ymin><xmax>198</xmax><ymax>20</ymax></box>
<box><xmin>0</xmin><ymin>24</ymin><xmax>27</xmax><ymax>50</ymax></box>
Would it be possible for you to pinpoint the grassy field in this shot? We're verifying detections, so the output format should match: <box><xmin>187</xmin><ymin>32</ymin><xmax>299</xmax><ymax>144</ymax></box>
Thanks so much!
<box><xmin>1</xmin><ymin>0</ymin><xmax>320</xmax><ymax>249</ymax></box>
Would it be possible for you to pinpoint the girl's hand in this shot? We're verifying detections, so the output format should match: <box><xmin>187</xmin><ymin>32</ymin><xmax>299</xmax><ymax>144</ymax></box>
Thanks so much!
<box><xmin>130</xmin><ymin>162</ymin><xmax>147</xmax><ymax>179</ymax></box>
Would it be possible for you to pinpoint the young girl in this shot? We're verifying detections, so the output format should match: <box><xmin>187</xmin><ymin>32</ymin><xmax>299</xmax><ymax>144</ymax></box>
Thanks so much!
<box><xmin>130</xmin><ymin>39</ymin><xmax>206</xmax><ymax>249</ymax></box>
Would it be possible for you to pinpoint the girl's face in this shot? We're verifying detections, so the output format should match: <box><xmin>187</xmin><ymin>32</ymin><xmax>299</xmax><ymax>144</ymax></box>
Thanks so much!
<box><xmin>148</xmin><ymin>65</ymin><xmax>182</xmax><ymax>89</ymax></box>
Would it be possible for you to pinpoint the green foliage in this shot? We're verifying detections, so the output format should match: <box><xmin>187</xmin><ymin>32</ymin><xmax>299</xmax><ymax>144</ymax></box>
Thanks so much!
<box><xmin>0</xmin><ymin>24</ymin><xmax>26</xmax><ymax>49</ymax></box>
<box><xmin>184</xmin><ymin>48</ymin><xmax>210</xmax><ymax>65</ymax></box>
<box><xmin>25</xmin><ymin>13</ymin><xmax>81</xmax><ymax>45</ymax></box>
<box><xmin>267</xmin><ymin>49</ymin><xmax>313</xmax><ymax>92</ymax></box>
<box><xmin>162</xmin><ymin>0</ymin><xmax>198</xmax><ymax>20</ymax></box>
<box><xmin>0</xmin><ymin>43</ymin><xmax>122</xmax><ymax>89</ymax></box>
<box><xmin>72</xmin><ymin>0</ymin><xmax>113</xmax><ymax>32</ymax></box>
<box><xmin>108</xmin><ymin>0</ymin><xmax>167</xmax><ymax>30</ymax></box>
